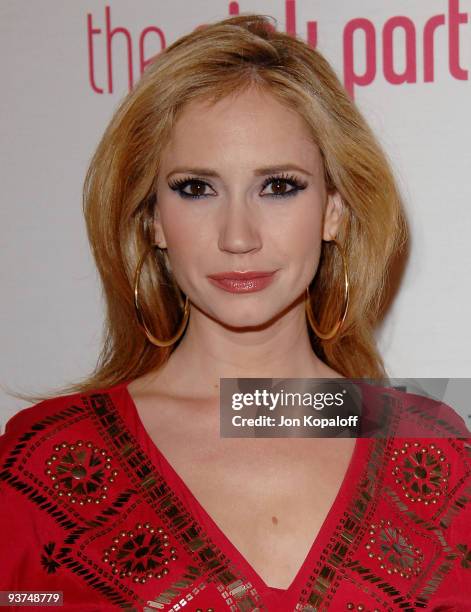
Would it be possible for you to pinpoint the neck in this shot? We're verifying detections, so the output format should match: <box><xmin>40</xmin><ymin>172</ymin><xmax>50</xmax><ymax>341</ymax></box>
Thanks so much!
<box><xmin>149</xmin><ymin>300</ymin><xmax>341</xmax><ymax>400</ymax></box>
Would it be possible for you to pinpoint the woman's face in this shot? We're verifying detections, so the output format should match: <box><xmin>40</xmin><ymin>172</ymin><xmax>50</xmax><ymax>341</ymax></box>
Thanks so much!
<box><xmin>153</xmin><ymin>86</ymin><xmax>343</xmax><ymax>329</ymax></box>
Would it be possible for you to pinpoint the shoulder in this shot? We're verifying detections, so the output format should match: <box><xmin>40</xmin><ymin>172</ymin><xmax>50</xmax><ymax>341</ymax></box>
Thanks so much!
<box><xmin>2</xmin><ymin>393</ymin><xmax>82</xmax><ymax>438</ymax></box>
<box><xmin>358</xmin><ymin>382</ymin><xmax>470</xmax><ymax>438</ymax></box>
<box><xmin>0</xmin><ymin>382</ymin><xmax>130</xmax><ymax>466</ymax></box>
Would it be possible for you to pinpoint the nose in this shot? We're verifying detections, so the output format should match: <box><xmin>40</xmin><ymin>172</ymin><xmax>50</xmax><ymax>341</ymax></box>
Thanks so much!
<box><xmin>217</xmin><ymin>197</ymin><xmax>262</xmax><ymax>255</ymax></box>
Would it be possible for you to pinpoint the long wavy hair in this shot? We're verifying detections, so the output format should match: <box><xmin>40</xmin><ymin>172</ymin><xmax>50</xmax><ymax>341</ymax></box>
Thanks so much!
<box><xmin>13</xmin><ymin>13</ymin><xmax>407</xmax><ymax>402</ymax></box>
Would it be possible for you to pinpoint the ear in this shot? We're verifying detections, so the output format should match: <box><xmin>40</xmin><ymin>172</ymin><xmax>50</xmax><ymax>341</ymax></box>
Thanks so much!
<box><xmin>322</xmin><ymin>191</ymin><xmax>344</xmax><ymax>241</ymax></box>
<box><xmin>152</xmin><ymin>205</ymin><xmax>167</xmax><ymax>248</ymax></box>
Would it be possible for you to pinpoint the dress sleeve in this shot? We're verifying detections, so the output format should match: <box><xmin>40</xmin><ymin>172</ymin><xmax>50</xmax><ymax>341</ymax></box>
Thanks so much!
<box><xmin>0</xmin><ymin>405</ymin><xmax>59</xmax><ymax>592</ymax></box>
<box><xmin>0</xmin><ymin>402</ymin><xmax>118</xmax><ymax>610</ymax></box>
<box><xmin>0</xmin><ymin>477</ymin><xmax>44</xmax><ymax>591</ymax></box>
<box><xmin>407</xmin><ymin>394</ymin><xmax>471</xmax><ymax>437</ymax></box>
<box><xmin>0</xmin><ymin>407</ymin><xmax>43</xmax><ymax>592</ymax></box>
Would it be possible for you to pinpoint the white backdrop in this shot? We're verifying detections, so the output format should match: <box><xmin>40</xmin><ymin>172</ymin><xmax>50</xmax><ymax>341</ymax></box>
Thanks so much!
<box><xmin>1</xmin><ymin>0</ymin><xmax>470</xmax><ymax>431</ymax></box>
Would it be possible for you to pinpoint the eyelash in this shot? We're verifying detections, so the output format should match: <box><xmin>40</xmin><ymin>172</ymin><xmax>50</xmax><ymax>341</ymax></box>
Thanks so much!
<box><xmin>168</xmin><ymin>173</ymin><xmax>308</xmax><ymax>200</ymax></box>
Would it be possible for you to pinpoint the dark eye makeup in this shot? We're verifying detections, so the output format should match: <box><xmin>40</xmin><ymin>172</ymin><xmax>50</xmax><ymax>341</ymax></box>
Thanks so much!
<box><xmin>168</xmin><ymin>172</ymin><xmax>308</xmax><ymax>200</ymax></box>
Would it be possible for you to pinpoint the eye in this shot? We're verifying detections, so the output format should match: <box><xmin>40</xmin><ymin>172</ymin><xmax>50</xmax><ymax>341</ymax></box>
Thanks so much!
<box><xmin>168</xmin><ymin>172</ymin><xmax>308</xmax><ymax>201</ymax></box>
<box><xmin>168</xmin><ymin>177</ymin><xmax>215</xmax><ymax>200</ymax></box>
<box><xmin>260</xmin><ymin>173</ymin><xmax>308</xmax><ymax>198</ymax></box>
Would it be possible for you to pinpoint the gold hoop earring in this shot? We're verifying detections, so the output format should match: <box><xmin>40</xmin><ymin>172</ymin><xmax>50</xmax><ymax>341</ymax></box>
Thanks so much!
<box><xmin>133</xmin><ymin>243</ymin><xmax>190</xmax><ymax>347</ymax></box>
<box><xmin>305</xmin><ymin>239</ymin><xmax>349</xmax><ymax>341</ymax></box>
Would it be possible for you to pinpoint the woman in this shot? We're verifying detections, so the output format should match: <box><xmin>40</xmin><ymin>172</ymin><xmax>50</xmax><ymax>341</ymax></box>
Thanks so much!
<box><xmin>1</xmin><ymin>13</ymin><xmax>470</xmax><ymax>612</ymax></box>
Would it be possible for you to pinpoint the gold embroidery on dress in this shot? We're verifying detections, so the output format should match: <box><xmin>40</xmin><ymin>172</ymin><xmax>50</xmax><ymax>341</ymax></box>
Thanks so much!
<box><xmin>45</xmin><ymin>440</ymin><xmax>119</xmax><ymax>505</ymax></box>
<box><xmin>102</xmin><ymin>521</ymin><xmax>178</xmax><ymax>583</ymax></box>
<box><xmin>391</xmin><ymin>442</ymin><xmax>450</xmax><ymax>504</ymax></box>
<box><xmin>365</xmin><ymin>518</ymin><xmax>423</xmax><ymax>578</ymax></box>
<box><xmin>89</xmin><ymin>392</ymin><xmax>268</xmax><ymax>611</ymax></box>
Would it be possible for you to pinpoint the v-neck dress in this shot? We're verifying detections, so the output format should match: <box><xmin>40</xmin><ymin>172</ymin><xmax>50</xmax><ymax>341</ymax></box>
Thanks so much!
<box><xmin>0</xmin><ymin>381</ymin><xmax>470</xmax><ymax>611</ymax></box>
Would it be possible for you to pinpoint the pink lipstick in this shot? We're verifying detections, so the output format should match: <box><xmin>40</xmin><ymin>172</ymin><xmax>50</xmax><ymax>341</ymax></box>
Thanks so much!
<box><xmin>207</xmin><ymin>270</ymin><xmax>277</xmax><ymax>293</ymax></box>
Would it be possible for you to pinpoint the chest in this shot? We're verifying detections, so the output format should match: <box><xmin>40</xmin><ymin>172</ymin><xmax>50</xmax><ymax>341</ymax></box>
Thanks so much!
<box><xmin>133</xmin><ymin>395</ymin><xmax>356</xmax><ymax>589</ymax></box>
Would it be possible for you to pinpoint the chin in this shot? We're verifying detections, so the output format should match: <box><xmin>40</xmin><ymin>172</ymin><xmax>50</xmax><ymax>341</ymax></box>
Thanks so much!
<box><xmin>210</xmin><ymin>306</ymin><xmax>282</xmax><ymax>331</ymax></box>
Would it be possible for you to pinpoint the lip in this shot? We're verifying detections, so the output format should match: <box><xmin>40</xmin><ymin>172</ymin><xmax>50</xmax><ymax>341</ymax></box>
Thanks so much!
<box><xmin>208</xmin><ymin>270</ymin><xmax>276</xmax><ymax>280</ymax></box>
<box><xmin>207</xmin><ymin>270</ymin><xmax>277</xmax><ymax>294</ymax></box>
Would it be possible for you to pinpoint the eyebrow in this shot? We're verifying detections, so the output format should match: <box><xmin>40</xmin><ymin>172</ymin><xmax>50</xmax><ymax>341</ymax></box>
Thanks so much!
<box><xmin>166</xmin><ymin>164</ymin><xmax>313</xmax><ymax>179</ymax></box>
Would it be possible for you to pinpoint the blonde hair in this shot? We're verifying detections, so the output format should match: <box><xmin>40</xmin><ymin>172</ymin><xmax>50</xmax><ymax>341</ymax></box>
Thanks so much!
<box><xmin>14</xmin><ymin>13</ymin><xmax>408</xmax><ymax>401</ymax></box>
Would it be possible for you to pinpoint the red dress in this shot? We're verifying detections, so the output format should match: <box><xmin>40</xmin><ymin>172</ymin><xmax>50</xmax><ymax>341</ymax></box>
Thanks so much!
<box><xmin>0</xmin><ymin>381</ymin><xmax>470</xmax><ymax>611</ymax></box>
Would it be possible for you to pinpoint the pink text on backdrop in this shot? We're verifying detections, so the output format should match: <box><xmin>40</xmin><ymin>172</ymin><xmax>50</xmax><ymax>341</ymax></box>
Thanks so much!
<box><xmin>87</xmin><ymin>0</ymin><xmax>470</xmax><ymax>98</ymax></box>
<box><xmin>344</xmin><ymin>0</ymin><xmax>469</xmax><ymax>95</ymax></box>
